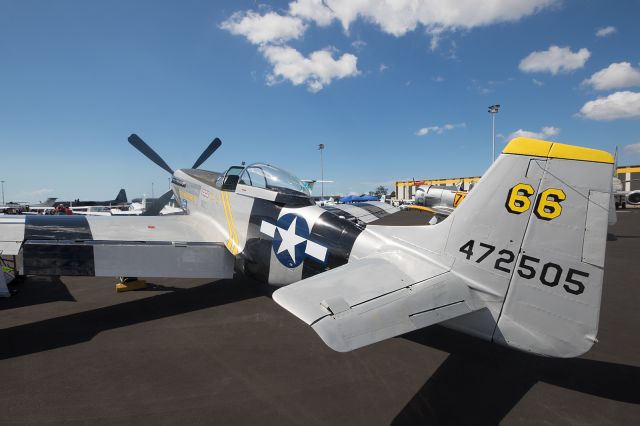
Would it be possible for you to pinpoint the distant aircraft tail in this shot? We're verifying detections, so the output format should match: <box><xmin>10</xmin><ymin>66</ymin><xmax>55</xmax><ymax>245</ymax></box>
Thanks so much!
<box><xmin>301</xmin><ymin>180</ymin><xmax>316</xmax><ymax>191</ymax></box>
<box><xmin>115</xmin><ymin>189</ymin><xmax>127</xmax><ymax>203</ymax></box>
<box><xmin>274</xmin><ymin>138</ymin><xmax>614</xmax><ymax>358</ymax></box>
<box><xmin>301</xmin><ymin>180</ymin><xmax>333</xmax><ymax>193</ymax></box>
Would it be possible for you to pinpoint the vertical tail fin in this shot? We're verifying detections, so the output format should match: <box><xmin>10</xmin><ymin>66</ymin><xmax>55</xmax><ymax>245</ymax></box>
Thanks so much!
<box><xmin>440</xmin><ymin>138</ymin><xmax>614</xmax><ymax>357</ymax></box>
<box><xmin>115</xmin><ymin>189</ymin><xmax>127</xmax><ymax>203</ymax></box>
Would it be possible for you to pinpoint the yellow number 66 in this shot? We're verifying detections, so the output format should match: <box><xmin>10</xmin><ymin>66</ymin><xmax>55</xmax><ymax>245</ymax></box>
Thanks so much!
<box><xmin>506</xmin><ymin>184</ymin><xmax>566</xmax><ymax>220</ymax></box>
<box><xmin>534</xmin><ymin>188</ymin><xmax>566</xmax><ymax>220</ymax></box>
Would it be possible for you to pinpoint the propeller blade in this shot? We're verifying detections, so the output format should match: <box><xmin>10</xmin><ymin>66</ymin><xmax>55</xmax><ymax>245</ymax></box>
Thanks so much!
<box><xmin>192</xmin><ymin>137</ymin><xmax>222</xmax><ymax>169</ymax></box>
<box><xmin>128</xmin><ymin>134</ymin><xmax>174</xmax><ymax>175</ymax></box>
<box><xmin>142</xmin><ymin>189</ymin><xmax>174</xmax><ymax>216</ymax></box>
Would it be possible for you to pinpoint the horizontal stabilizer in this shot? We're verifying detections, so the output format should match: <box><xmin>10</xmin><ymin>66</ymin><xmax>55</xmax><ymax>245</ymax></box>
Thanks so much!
<box><xmin>273</xmin><ymin>251</ymin><xmax>475</xmax><ymax>352</ymax></box>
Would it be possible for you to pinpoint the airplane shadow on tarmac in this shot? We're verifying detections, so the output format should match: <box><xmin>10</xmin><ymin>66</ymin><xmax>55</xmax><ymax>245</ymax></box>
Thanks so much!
<box><xmin>393</xmin><ymin>326</ymin><xmax>640</xmax><ymax>425</ymax></box>
<box><xmin>0</xmin><ymin>276</ymin><xmax>75</xmax><ymax>310</ymax></box>
<box><xmin>2</xmin><ymin>278</ymin><xmax>638</xmax><ymax>425</ymax></box>
<box><xmin>0</xmin><ymin>277</ymin><xmax>268</xmax><ymax>360</ymax></box>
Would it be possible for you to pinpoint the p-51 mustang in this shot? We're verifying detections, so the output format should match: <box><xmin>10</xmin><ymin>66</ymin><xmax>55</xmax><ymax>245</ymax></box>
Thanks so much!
<box><xmin>0</xmin><ymin>135</ymin><xmax>614</xmax><ymax>358</ymax></box>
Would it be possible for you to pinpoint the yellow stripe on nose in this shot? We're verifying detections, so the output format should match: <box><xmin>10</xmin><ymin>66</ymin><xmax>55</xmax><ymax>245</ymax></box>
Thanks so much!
<box><xmin>221</xmin><ymin>192</ymin><xmax>240</xmax><ymax>255</ymax></box>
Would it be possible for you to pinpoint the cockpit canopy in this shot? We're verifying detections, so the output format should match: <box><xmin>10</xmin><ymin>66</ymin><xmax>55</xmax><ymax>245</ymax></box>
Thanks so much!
<box><xmin>217</xmin><ymin>163</ymin><xmax>311</xmax><ymax>198</ymax></box>
<box><xmin>240</xmin><ymin>163</ymin><xmax>311</xmax><ymax>197</ymax></box>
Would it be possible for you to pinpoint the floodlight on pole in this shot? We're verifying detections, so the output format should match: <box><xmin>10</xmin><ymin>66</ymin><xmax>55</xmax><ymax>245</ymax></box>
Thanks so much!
<box><xmin>488</xmin><ymin>104</ymin><xmax>501</xmax><ymax>163</ymax></box>
<box><xmin>318</xmin><ymin>144</ymin><xmax>325</xmax><ymax>201</ymax></box>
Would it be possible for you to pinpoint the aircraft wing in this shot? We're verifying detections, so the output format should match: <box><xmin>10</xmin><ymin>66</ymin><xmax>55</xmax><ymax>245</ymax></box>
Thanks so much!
<box><xmin>272</xmin><ymin>250</ymin><xmax>476</xmax><ymax>352</ymax></box>
<box><xmin>0</xmin><ymin>215</ymin><xmax>233</xmax><ymax>279</ymax></box>
<box><xmin>431</xmin><ymin>205</ymin><xmax>455</xmax><ymax>216</ymax></box>
<box><xmin>321</xmin><ymin>201</ymin><xmax>399</xmax><ymax>224</ymax></box>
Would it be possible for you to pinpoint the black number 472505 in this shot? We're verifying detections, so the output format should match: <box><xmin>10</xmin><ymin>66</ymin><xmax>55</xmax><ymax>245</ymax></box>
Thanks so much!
<box><xmin>458</xmin><ymin>240</ymin><xmax>588</xmax><ymax>296</ymax></box>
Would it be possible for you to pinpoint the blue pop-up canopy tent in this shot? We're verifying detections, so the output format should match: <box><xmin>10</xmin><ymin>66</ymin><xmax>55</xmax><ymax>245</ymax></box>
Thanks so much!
<box><xmin>339</xmin><ymin>195</ymin><xmax>379</xmax><ymax>203</ymax></box>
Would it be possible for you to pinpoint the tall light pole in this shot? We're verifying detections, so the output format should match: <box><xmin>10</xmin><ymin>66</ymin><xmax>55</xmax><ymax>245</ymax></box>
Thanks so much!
<box><xmin>318</xmin><ymin>144</ymin><xmax>325</xmax><ymax>201</ymax></box>
<box><xmin>1</xmin><ymin>180</ymin><xmax>4</xmax><ymax>205</ymax></box>
<box><xmin>488</xmin><ymin>104</ymin><xmax>500</xmax><ymax>163</ymax></box>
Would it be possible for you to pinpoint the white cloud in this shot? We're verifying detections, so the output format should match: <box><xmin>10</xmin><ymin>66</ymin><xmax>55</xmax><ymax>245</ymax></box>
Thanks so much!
<box><xmin>583</xmin><ymin>62</ymin><xmax>640</xmax><ymax>91</ymax></box>
<box><xmin>578</xmin><ymin>91</ymin><xmax>640</xmax><ymax>120</ymax></box>
<box><xmin>509</xmin><ymin>126</ymin><xmax>560</xmax><ymax>140</ymax></box>
<box><xmin>351</xmin><ymin>39</ymin><xmax>367</xmax><ymax>49</ymax></box>
<box><xmin>519</xmin><ymin>46</ymin><xmax>591</xmax><ymax>75</ymax></box>
<box><xmin>428</xmin><ymin>26</ymin><xmax>445</xmax><ymax>50</ymax></box>
<box><xmin>596</xmin><ymin>26</ymin><xmax>617</xmax><ymax>37</ymax></box>
<box><xmin>220</xmin><ymin>11</ymin><xmax>306</xmax><ymax>45</ymax></box>
<box><xmin>379</xmin><ymin>63</ymin><xmax>388</xmax><ymax>72</ymax></box>
<box><xmin>297</xmin><ymin>0</ymin><xmax>557</xmax><ymax>37</ymax></box>
<box><xmin>471</xmin><ymin>79</ymin><xmax>504</xmax><ymax>95</ymax></box>
<box><xmin>624</xmin><ymin>143</ymin><xmax>640</xmax><ymax>155</ymax></box>
<box><xmin>289</xmin><ymin>0</ymin><xmax>335</xmax><ymax>26</ymax></box>
<box><xmin>416</xmin><ymin>122</ymin><xmax>466</xmax><ymax>136</ymax></box>
<box><xmin>532</xmin><ymin>78</ymin><xmax>544</xmax><ymax>86</ymax></box>
<box><xmin>433</xmin><ymin>75</ymin><xmax>445</xmax><ymax>82</ymax></box>
<box><xmin>227</xmin><ymin>1</ymin><xmax>557</xmax><ymax>46</ymax></box>
<box><xmin>223</xmin><ymin>1</ymin><xmax>557</xmax><ymax>91</ymax></box>
<box><xmin>261</xmin><ymin>45</ymin><xmax>359</xmax><ymax>92</ymax></box>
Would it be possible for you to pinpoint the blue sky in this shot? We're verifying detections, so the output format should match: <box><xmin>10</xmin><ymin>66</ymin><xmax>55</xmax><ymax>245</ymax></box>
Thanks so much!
<box><xmin>1</xmin><ymin>0</ymin><xmax>639</xmax><ymax>202</ymax></box>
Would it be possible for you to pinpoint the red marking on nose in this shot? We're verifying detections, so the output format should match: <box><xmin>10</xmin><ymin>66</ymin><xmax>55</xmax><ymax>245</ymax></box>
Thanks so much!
<box><xmin>148</xmin><ymin>225</ymin><xmax>156</xmax><ymax>229</ymax></box>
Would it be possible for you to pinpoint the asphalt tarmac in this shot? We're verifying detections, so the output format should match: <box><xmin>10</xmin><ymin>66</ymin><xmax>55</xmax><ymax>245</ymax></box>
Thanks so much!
<box><xmin>1</xmin><ymin>209</ymin><xmax>639</xmax><ymax>425</ymax></box>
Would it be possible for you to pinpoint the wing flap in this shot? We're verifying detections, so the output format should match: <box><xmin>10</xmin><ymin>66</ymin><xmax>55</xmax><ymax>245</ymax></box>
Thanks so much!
<box><xmin>85</xmin><ymin>215</ymin><xmax>223</xmax><ymax>242</ymax></box>
<box><xmin>93</xmin><ymin>241</ymin><xmax>233</xmax><ymax>278</ymax></box>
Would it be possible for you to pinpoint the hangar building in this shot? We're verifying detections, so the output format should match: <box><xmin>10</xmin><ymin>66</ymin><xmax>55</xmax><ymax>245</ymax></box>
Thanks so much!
<box><xmin>395</xmin><ymin>165</ymin><xmax>640</xmax><ymax>203</ymax></box>
<box><xmin>617</xmin><ymin>165</ymin><xmax>640</xmax><ymax>191</ymax></box>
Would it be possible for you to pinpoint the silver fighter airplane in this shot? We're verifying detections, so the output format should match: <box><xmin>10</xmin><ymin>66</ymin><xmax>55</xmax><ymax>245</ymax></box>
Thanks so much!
<box><xmin>0</xmin><ymin>135</ymin><xmax>614</xmax><ymax>358</ymax></box>
<box><xmin>413</xmin><ymin>184</ymin><xmax>468</xmax><ymax>216</ymax></box>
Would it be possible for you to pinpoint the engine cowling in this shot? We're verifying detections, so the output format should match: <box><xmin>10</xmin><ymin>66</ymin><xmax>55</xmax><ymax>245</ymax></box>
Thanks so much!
<box><xmin>628</xmin><ymin>190</ymin><xmax>640</xmax><ymax>205</ymax></box>
<box><xmin>414</xmin><ymin>185</ymin><xmax>458</xmax><ymax>208</ymax></box>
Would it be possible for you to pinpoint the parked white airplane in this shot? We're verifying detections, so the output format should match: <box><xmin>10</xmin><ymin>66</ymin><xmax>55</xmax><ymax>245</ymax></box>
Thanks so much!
<box><xmin>0</xmin><ymin>135</ymin><xmax>614</xmax><ymax>358</ymax></box>
<box><xmin>613</xmin><ymin>177</ymin><xmax>640</xmax><ymax>209</ymax></box>
<box><xmin>71</xmin><ymin>206</ymin><xmax>113</xmax><ymax>216</ymax></box>
<box><xmin>110</xmin><ymin>197</ymin><xmax>184</xmax><ymax>216</ymax></box>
